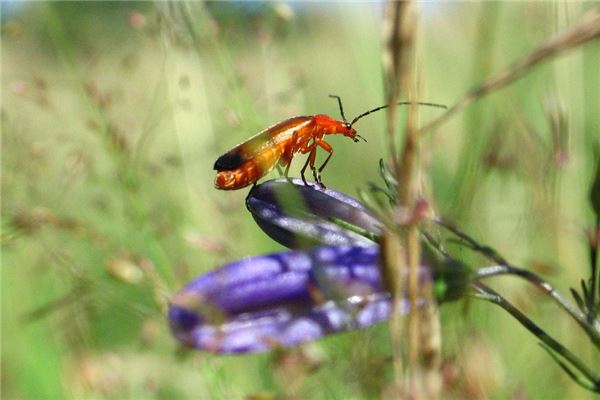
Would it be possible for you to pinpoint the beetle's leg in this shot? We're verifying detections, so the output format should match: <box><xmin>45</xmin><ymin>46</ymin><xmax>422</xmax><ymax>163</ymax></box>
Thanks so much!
<box><xmin>300</xmin><ymin>152</ymin><xmax>311</xmax><ymax>186</ymax></box>
<box><xmin>315</xmin><ymin>140</ymin><xmax>333</xmax><ymax>187</ymax></box>
<box><xmin>311</xmin><ymin>155</ymin><xmax>319</xmax><ymax>185</ymax></box>
<box><xmin>309</xmin><ymin>148</ymin><xmax>318</xmax><ymax>186</ymax></box>
<box><xmin>306</xmin><ymin>139</ymin><xmax>321</xmax><ymax>186</ymax></box>
<box><xmin>300</xmin><ymin>145</ymin><xmax>317</xmax><ymax>187</ymax></box>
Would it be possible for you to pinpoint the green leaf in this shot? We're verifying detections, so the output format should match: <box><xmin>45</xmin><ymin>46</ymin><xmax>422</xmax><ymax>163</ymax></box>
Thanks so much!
<box><xmin>538</xmin><ymin>343</ymin><xmax>600</xmax><ymax>393</ymax></box>
<box><xmin>590</xmin><ymin>144</ymin><xmax>600</xmax><ymax>219</ymax></box>
<box><xmin>570</xmin><ymin>288</ymin><xmax>586</xmax><ymax>313</ymax></box>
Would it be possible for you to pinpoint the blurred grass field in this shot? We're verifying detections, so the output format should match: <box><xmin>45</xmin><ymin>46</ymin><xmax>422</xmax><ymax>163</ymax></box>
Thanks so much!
<box><xmin>2</xmin><ymin>2</ymin><xmax>599</xmax><ymax>399</ymax></box>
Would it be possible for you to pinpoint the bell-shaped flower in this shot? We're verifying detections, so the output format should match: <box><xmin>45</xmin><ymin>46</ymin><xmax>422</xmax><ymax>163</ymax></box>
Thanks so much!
<box><xmin>169</xmin><ymin>245</ymin><xmax>470</xmax><ymax>354</ymax></box>
<box><xmin>246</xmin><ymin>178</ymin><xmax>382</xmax><ymax>249</ymax></box>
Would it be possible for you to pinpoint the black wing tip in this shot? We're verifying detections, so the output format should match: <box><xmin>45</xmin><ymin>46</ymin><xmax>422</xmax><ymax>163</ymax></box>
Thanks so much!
<box><xmin>214</xmin><ymin>152</ymin><xmax>245</xmax><ymax>170</ymax></box>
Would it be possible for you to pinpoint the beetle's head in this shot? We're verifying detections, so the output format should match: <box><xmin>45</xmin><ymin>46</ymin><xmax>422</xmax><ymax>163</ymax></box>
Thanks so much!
<box><xmin>339</xmin><ymin>121</ymin><xmax>364</xmax><ymax>143</ymax></box>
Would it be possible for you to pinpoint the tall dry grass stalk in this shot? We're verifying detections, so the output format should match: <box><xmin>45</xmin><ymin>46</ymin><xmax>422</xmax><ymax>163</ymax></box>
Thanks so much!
<box><xmin>382</xmin><ymin>0</ymin><xmax>416</xmax><ymax>171</ymax></box>
<box><xmin>382</xmin><ymin>1</ymin><xmax>441</xmax><ymax>398</ymax></box>
<box><xmin>420</xmin><ymin>5</ymin><xmax>600</xmax><ymax>137</ymax></box>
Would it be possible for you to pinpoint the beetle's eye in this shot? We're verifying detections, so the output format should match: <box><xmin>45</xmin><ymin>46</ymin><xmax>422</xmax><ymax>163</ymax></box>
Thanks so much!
<box><xmin>344</xmin><ymin>123</ymin><xmax>351</xmax><ymax>129</ymax></box>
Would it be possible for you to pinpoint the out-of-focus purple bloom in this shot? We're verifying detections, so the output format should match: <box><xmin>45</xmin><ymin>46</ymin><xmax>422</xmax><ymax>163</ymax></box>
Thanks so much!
<box><xmin>168</xmin><ymin>246</ymin><xmax>468</xmax><ymax>354</ymax></box>
<box><xmin>246</xmin><ymin>178</ymin><xmax>382</xmax><ymax>248</ymax></box>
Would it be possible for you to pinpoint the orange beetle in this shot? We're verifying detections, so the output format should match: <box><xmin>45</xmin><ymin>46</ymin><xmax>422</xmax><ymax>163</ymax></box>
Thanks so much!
<box><xmin>214</xmin><ymin>95</ymin><xmax>444</xmax><ymax>190</ymax></box>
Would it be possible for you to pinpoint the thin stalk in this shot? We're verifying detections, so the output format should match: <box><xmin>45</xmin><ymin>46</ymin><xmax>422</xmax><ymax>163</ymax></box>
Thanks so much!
<box><xmin>590</xmin><ymin>215</ymin><xmax>600</xmax><ymax>317</ymax></box>
<box><xmin>418</xmin><ymin>6</ymin><xmax>600</xmax><ymax>137</ymax></box>
<box><xmin>382</xmin><ymin>1</ymin><xmax>441</xmax><ymax>396</ymax></box>
<box><xmin>382</xmin><ymin>1</ymin><xmax>415</xmax><ymax>172</ymax></box>
<box><xmin>473</xmin><ymin>282</ymin><xmax>600</xmax><ymax>391</ymax></box>
<box><xmin>475</xmin><ymin>265</ymin><xmax>586</xmax><ymax>324</ymax></box>
<box><xmin>438</xmin><ymin>218</ymin><xmax>600</xmax><ymax>347</ymax></box>
<box><xmin>381</xmin><ymin>231</ymin><xmax>405</xmax><ymax>392</ymax></box>
<box><xmin>382</xmin><ymin>0</ymin><xmax>417</xmax><ymax>395</ymax></box>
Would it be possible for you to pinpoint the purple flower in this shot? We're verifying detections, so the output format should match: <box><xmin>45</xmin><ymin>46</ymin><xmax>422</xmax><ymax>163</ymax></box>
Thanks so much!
<box><xmin>170</xmin><ymin>246</ymin><xmax>415</xmax><ymax>353</ymax></box>
<box><xmin>246</xmin><ymin>178</ymin><xmax>382</xmax><ymax>248</ymax></box>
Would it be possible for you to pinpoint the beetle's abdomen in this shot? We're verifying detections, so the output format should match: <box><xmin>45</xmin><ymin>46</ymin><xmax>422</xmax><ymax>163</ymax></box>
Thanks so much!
<box><xmin>215</xmin><ymin>145</ymin><xmax>285</xmax><ymax>190</ymax></box>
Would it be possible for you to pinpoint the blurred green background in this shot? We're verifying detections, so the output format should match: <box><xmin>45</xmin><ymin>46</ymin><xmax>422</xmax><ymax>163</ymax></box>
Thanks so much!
<box><xmin>2</xmin><ymin>2</ymin><xmax>599</xmax><ymax>399</ymax></box>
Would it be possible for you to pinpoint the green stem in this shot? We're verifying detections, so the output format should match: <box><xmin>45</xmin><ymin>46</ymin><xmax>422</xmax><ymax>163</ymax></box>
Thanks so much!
<box><xmin>473</xmin><ymin>282</ymin><xmax>600</xmax><ymax>392</ymax></box>
<box><xmin>438</xmin><ymin>218</ymin><xmax>600</xmax><ymax>347</ymax></box>
<box><xmin>474</xmin><ymin>264</ymin><xmax>600</xmax><ymax>348</ymax></box>
<box><xmin>590</xmin><ymin>215</ymin><xmax>599</xmax><ymax>319</ymax></box>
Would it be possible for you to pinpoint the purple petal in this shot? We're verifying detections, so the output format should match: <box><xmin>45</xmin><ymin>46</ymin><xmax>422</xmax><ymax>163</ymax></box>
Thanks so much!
<box><xmin>168</xmin><ymin>246</ymin><xmax>431</xmax><ymax>354</ymax></box>
<box><xmin>246</xmin><ymin>178</ymin><xmax>382</xmax><ymax>248</ymax></box>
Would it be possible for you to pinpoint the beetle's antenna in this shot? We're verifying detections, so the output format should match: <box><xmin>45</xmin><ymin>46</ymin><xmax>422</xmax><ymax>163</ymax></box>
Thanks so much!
<box><xmin>329</xmin><ymin>94</ymin><xmax>348</xmax><ymax>123</ymax></box>
<box><xmin>350</xmin><ymin>101</ymin><xmax>447</xmax><ymax>127</ymax></box>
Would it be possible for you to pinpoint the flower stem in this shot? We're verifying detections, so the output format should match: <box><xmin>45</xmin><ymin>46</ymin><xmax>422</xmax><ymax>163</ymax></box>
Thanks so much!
<box><xmin>474</xmin><ymin>264</ymin><xmax>599</xmax><ymax>347</ymax></box>
<box><xmin>473</xmin><ymin>282</ymin><xmax>600</xmax><ymax>392</ymax></box>
<box><xmin>437</xmin><ymin>217</ymin><xmax>600</xmax><ymax>347</ymax></box>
